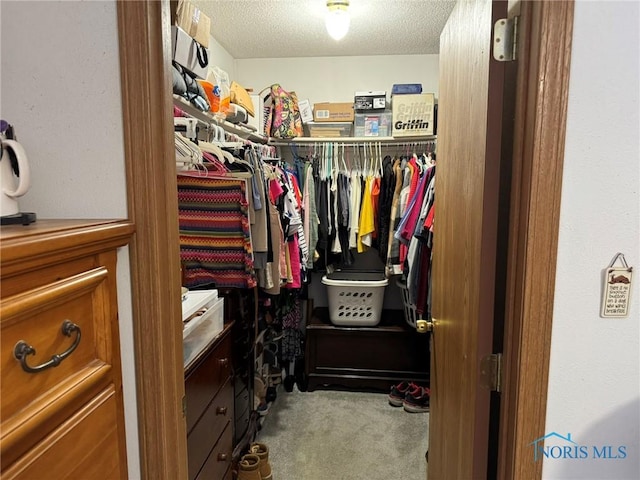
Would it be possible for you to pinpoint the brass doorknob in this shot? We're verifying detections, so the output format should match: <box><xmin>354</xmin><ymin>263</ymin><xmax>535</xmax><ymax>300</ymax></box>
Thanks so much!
<box><xmin>416</xmin><ymin>319</ymin><xmax>434</xmax><ymax>333</ymax></box>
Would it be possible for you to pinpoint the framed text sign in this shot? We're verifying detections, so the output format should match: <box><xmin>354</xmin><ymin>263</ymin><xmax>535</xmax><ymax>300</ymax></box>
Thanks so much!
<box><xmin>601</xmin><ymin>253</ymin><xmax>633</xmax><ymax>318</ymax></box>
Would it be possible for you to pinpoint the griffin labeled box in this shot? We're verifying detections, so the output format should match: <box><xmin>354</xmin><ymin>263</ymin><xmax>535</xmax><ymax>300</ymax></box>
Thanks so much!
<box><xmin>313</xmin><ymin>102</ymin><xmax>355</xmax><ymax>122</ymax></box>
<box><xmin>392</xmin><ymin>93</ymin><xmax>435</xmax><ymax>137</ymax></box>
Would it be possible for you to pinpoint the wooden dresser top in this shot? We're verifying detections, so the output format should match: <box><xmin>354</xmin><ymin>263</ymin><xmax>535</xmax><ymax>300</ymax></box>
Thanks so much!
<box><xmin>1</xmin><ymin>219</ymin><xmax>134</xmax><ymax>276</ymax></box>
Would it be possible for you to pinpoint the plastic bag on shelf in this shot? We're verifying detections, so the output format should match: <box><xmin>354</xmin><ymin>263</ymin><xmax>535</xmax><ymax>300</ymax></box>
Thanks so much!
<box><xmin>207</xmin><ymin>66</ymin><xmax>230</xmax><ymax>120</ymax></box>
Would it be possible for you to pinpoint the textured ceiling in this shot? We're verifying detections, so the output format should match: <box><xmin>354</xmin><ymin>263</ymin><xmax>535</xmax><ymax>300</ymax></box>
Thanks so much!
<box><xmin>191</xmin><ymin>0</ymin><xmax>456</xmax><ymax>59</ymax></box>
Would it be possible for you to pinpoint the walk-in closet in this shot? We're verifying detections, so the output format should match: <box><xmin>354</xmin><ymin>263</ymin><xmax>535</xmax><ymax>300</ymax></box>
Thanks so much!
<box><xmin>171</xmin><ymin>1</ymin><xmax>448</xmax><ymax>479</ymax></box>
<box><xmin>3</xmin><ymin>0</ymin><xmax>588</xmax><ymax>479</ymax></box>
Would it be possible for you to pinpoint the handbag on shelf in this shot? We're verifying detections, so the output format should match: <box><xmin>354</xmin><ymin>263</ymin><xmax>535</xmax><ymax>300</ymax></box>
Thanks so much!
<box><xmin>264</xmin><ymin>84</ymin><xmax>303</xmax><ymax>139</ymax></box>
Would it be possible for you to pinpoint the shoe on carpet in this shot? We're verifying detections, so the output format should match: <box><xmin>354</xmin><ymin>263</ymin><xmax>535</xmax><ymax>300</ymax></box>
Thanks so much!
<box><xmin>265</xmin><ymin>386</ymin><xmax>277</xmax><ymax>403</ymax></box>
<box><xmin>283</xmin><ymin>374</ymin><xmax>295</xmax><ymax>392</ymax></box>
<box><xmin>249</xmin><ymin>442</ymin><xmax>273</xmax><ymax>480</ymax></box>
<box><xmin>388</xmin><ymin>381</ymin><xmax>418</xmax><ymax>407</ymax></box>
<box><xmin>236</xmin><ymin>453</ymin><xmax>262</xmax><ymax>480</ymax></box>
<box><xmin>403</xmin><ymin>386</ymin><xmax>430</xmax><ymax>413</ymax></box>
<box><xmin>256</xmin><ymin>400</ymin><xmax>270</xmax><ymax>417</ymax></box>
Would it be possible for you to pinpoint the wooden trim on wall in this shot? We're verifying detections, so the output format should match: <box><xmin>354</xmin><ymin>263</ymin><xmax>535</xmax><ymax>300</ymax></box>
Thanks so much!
<box><xmin>117</xmin><ymin>1</ymin><xmax>188</xmax><ymax>478</ymax></box>
<box><xmin>499</xmin><ymin>1</ymin><xmax>575</xmax><ymax>479</ymax></box>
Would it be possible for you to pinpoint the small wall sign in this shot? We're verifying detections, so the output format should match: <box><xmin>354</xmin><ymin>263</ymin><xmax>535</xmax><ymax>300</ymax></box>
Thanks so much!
<box><xmin>601</xmin><ymin>253</ymin><xmax>633</xmax><ymax>318</ymax></box>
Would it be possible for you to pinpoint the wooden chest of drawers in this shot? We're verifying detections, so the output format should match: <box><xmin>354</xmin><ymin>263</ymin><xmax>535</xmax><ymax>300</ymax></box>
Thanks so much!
<box><xmin>185</xmin><ymin>324</ymin><xmax>234</xmax><ymax>480</ymax></box>
<box><xmin>0</xmin><ymin>219</ymin><xmax>133</xmax><ymax>479</ymax></box>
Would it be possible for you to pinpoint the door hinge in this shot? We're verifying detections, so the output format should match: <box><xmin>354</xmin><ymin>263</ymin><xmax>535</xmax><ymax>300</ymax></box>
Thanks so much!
<box><xmin>182</xmin><ymin>395</ymin><xmax>187</xmax><ymax>418</ymax></box>
<box><xmin>493</xmin><ymin>16</ymin><xmax>519</xmax><ymax>62</ymax></box>
<box><xmin>480</xmin><ymin>353</ymin><xmax>503</xmax><ymax>392</ymax></box>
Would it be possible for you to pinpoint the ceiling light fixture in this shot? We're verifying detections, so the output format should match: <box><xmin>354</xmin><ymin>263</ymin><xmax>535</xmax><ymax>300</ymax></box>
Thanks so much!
<box><xmin>325</xmin><ymin>0</ymin><xmax>350</xmax><ymax>41</ymax></box>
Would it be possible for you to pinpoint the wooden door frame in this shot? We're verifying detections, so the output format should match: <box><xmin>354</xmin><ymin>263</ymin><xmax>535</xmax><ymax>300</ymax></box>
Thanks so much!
<box><xmin>117</xmin><ymin>1</ymin><xmax>188</xmax><ymax>479</ymax></box>
<box><xmin>114</xmin><ymin>1</ymin><xmax>574</xmax><ymax>478</ymax></box>
<box><xmin>499</xmin><ymin>1</ymin><xmax>574</xmax><ymax>478</ymax></box>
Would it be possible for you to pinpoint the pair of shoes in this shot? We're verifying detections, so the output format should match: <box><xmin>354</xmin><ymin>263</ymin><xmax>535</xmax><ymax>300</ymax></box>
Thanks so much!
<box><xmin>388</xmin><ymin>381</ymin><xmax>417</xmax><ymax>407</ymax></box>
<box><xmin>403</xmin><ymin>386</ymin><xmax>430</xmax><ymax>413</ymax></box>
<box><xmin>237</xmin><ymin>443</ymin><xmax>273</xmax><ymax>480</ymax></box>
<box><xmin>388</xmin><ymin>381</ymin><xmax>430</xmax><ymax>413</ymax></box>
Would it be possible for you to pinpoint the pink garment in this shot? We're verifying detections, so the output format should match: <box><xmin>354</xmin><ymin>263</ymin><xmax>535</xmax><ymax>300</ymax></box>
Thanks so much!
<box><xmin>269</xmin><ymin>178</ymin><xmax>284</xmax><ymax>204</ymax></box>
<box><xmin>406</xmin><ymin>157</ymin><xmax>420</xmax><ymax>205</ymax></box>
<box><xmin>285</xmin><ymin>235</ymin><xmax>302</xmax><ymax>289</ymax></box>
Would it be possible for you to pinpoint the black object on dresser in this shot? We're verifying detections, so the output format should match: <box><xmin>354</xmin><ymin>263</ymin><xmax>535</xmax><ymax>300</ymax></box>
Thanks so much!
<box><xmin>305</xmin><ymin>307</ymin><xmax>430</xmax><ymax>392</ymax></box>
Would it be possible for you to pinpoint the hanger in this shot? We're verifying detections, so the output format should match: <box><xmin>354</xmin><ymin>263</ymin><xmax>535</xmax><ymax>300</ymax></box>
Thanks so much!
<box><xmin>175</xmin><ymin>132</ymin><xmax>202</xmax><ymax>164</ymax></box>
<box><xmin>199</xmin><ymin>139</ymin><xmax>228</xmax><ymax>164</ymax></box>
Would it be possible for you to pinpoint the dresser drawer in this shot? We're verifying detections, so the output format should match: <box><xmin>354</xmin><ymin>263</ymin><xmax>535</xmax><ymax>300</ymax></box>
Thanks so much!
<box><xmin>0</xmin><ymin>220</ymin><xmax>132</xmax><ymax>479</ymax></box>
<box><xmin>187</xmin><ymin>378</ymin><xmax>233</xmax><ymax>480</ymax></box>
<box><xmin>185</xmin><ymin>331</ymin><xmax>232</xmax><ymax>434</ymax></box>
<box><xmin>1</xmin><ymin>267</ymin><xmax>114</xmax><ymax>467</ymax></box>
<box><xmin>195</xmin><ymin>422</ymin><xmax>233</xmax><ymax>480</ymax></box>
<box><xmin>2</xmin><ymin>385</ymin><xmax>124</xmax><ymax>480</ymax></box>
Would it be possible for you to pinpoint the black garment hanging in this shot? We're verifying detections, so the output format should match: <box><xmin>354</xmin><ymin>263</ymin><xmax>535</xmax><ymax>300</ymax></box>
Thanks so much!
<box><xmin>377</xmin><ymin>155</ymin><xmax>396</xmax><ymax>264</ymax></box>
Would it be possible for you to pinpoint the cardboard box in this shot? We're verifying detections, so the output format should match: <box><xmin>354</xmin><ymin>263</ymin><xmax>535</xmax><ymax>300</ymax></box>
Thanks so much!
<box><xmin>354</xmin><ymin>91</ymin><xmax>386</xmax><ymax>111</ymax></box>
<box><xmin>313</xmin><ymin>102</ymin><xmax>354</xmax><ymax>122</ymax></box>
<box><xmin>306</xmin><ymin>122</ymin><xmax>352</xmax><ymax>138</ymax></box>
<box><xmin>392</xmin><ymin>93</ymin><xmax>435</xmax><ymax>137</ymax></box>
<box><xmin>172</xmin><ymin>25</ymin><xmax>209</xmax><ymax>79</ymax></box>
<box><xmin>176</xmin><ymin>0</ymin><xmax>211</xmax><ymax>48</ymax></box>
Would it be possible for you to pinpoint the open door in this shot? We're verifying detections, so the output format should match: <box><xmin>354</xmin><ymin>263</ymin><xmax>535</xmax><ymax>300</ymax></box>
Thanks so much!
<box><xmin>428</xmin><ymin>0</ymin><xmax>513</xmax><ymax>478</ymax></box>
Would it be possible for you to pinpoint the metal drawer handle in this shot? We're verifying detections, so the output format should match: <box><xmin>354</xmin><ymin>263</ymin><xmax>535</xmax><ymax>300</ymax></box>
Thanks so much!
<box><xmin>13</xmin><ymin>320</ymin><xmax>81</xmax><ymax>374</ymax></box>
<box><xmin>216</xmin><ymin>406</ymin><xmax>228</xmax><ymax>416</ymax></box>
<box><xmin>217</xmin><ymin>453</ymin><xmax>228</xmax><ymax>462</ymax></box>
<box><xmin>218</xmin><ymin>358</ymin><xmax>229</xmax><ymax>367</ymax></box>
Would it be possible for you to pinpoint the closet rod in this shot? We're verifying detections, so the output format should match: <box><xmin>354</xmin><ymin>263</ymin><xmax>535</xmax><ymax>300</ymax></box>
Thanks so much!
<box><xmin>269</xmin><ymin>140</ymin><xmax>436</xmax><ymax>148</ymax></box>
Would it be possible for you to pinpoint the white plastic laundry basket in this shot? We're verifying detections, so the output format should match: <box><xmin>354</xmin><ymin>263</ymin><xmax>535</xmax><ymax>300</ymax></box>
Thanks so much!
<box><xmin>321</xmin><ymin>271</ymin><xmax>388</xmax><ymax>326</ymax></box>
<box><xmin>396</xmin><ymin>277</ymin><xmax>418</xmax><ymax>328</ymax></box>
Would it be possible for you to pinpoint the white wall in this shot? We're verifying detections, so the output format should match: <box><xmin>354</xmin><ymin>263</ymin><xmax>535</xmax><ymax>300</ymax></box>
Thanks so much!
<box><xmin>235</xmin><ymin>54</ymin><xmax>439</xmax><ymax>104</ymax></box>
<box><xmin>206</xmin><ymin>33</ymin><xmax>236</xmax><ymax>82</ymax></box>
<box><xmin>543</xmin><ymin>2</ymin><xmax>640</xmax><ymax>478</ymax></box>
<box><xmin>0</xmin><ymin>2</ymin><xmax>140</xmax><ymax>478</ymax></box>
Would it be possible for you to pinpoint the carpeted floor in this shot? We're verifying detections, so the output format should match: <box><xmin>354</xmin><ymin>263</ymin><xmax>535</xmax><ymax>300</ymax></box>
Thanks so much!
<box><xmin>256</xmin><ymin>388</ymin><xmax>429</xmax><ymax>480</ymax></box>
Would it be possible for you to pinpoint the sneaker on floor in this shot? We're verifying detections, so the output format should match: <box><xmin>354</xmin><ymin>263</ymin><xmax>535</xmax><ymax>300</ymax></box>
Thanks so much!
<box><xmin>388</xmin><ymin>381</ymin><xmax>418</xmax><ymax>407</ymax></box>
<box><xmin>256</xmin><ymin>400</ymin><xmax>270</xmax><ymax>416</ymax></box>
<box><xmin>403</xmin><ymin>386</ymin><xmax>430</xmax><ymax>413</ymax></box>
